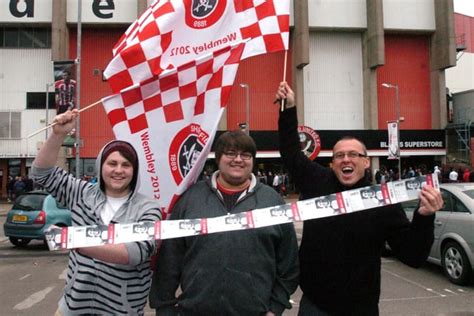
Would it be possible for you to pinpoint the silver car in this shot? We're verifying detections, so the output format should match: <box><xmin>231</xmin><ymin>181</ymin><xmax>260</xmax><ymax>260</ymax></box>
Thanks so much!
<box><xmin>403</xmin><ymin>183</ymin><xmax>474</xmax><ymax>285</ymax></box>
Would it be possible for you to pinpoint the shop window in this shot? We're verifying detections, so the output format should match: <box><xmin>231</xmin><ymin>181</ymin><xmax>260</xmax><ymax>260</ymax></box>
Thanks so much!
<box><xmin>1</xmin><ymin>27</ymin><xmax>51</xmax><ymax>48</ymax></box>
<box><xmin>8</xmin><ymin>159</ymin><xmax>21</xmax><ymax>177</ymax></box>
<box><xmin>0</xmin><ymin>112</ymin><xmax>21</xmax><ymax>139</ymax></box>
<box><xmin>4</xmin><ymin>28</ymin><xmax>18</xmax><ymax>47</ymax></box>
<box><xmin>32</xmin><ymin>28</ymin><xmax>49</xmax><ymax>48</ymax></box>
<box><xmin>26</xmin><ymin>92</ymin><xmax>55</xmax><ymax>109</ymax></box>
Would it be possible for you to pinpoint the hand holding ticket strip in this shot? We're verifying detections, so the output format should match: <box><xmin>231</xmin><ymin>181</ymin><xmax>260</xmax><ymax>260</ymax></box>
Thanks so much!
<box><xmin>45</xmin><ymin>174</ymin><xmax>438</xmax><ymax>251</ymax></box>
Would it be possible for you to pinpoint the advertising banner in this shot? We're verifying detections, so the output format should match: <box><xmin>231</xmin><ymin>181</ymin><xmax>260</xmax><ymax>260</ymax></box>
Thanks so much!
<box><xmin>53</xmin><ymin>61</ymin><xmax>77</xmax><ymax>115</ymax></box>
<box><xmin>387</xmin><ymin>121</ymin><xmax>399</xmax><ymax>160</ymax></box>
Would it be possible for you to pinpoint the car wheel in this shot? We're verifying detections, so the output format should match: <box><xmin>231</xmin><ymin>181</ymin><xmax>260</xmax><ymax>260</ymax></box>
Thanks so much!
<box><xmin>441</xmin><ymin>241</ymin><xmax>472</xmax><ymax>285</ymax></box>
<box><xmin>9</xmin><ymin>237</ymin><xmax>31</xmax><ymax>247</ymax></box>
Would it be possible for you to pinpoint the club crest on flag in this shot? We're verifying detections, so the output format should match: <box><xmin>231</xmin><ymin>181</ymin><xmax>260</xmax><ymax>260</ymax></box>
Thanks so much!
<box><xmin>102</xmin><ymin>43</ymin><xmax>245</xmax><ymax>216</ymax></box>
<box><xmin>169</xmin><ymin>123</ymin><xmax>209</xmax><ymax>185</ymax></box>
<box><xmin>104</xmin><ymin>0</ymin><xmax>290</xmax><ymax>93</ymax></box>
<box><xmin>185</xmin><ymin>0</ymin><xmax>226</xmax><ymax>29</ymax></box>
<box><xmin>100</xmin><ymin>0</ymin><xmax>290</xmax><ymax>216</ymax></box>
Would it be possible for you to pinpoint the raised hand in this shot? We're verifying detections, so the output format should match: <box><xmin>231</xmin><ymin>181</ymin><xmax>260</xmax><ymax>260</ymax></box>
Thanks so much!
<box><xmin>418</xmin><ymin>185</ymin><xmax>444</xmax><ymax>216</ymax></box>
<box><xmin>52</xmin><ymin>109</ymin><xmax>79</xmax><ymax>136</ymax></box>
<box><xmin>275</xmin><ymin>81</ymin><xmax>295</xmax><ymax>109</ymax></box>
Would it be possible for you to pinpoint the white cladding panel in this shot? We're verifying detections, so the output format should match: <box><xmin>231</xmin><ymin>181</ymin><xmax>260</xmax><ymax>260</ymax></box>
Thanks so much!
<box><xmin>453</xmin><ymin>90</ymin><xmax>474</xmax><ymax>124</ymax></box>
<box><xmin>22</xmin><ymin>109</ymin><xmax>56</xmax><ymax>156</ymax></box>
<box><xmin>308</xmin><ymin>0</ymin><xmax>367</xmax><ymax>29</ymax></box>
<box><xmin>0</xmin><ymin>110</ymin><xmax>55</xmax><ymax>157</ymax></box>
<box><xmin>304</xmin><ymin>32</ymin><xmax>364</xmax><ymax>130</ymax></box>
<box><xmin>383</xmin><ymin>0</ymin><xmax>435</xmax><ymax>31</ymax></box>
<box><xmin>0</xmin><ymin>49</ymin><xmax>53</xmax><ymax>110</ymax></box>
<box><xmin>68</xmin><ymin>0</ymin><xmax>138</xmax><ymax>23</ymax></box>
<box><xmin>0</xmin><ymin>49</ymin><xmax>54</xmax><ymax>156</ymax></box>
<box><xmin>446</xmin><ymin>53</ymin><xmax>474</xmax><ymax>93</ymax></box>
<box><xmin>0</xmin><ymin>0</ymin><xmax>52</xmax><ymax>23</ymax></box>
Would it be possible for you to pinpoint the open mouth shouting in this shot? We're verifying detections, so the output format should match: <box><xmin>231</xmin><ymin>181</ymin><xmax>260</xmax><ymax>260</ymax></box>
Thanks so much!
<box><xmin>331</xmin><ymin>139</ymin><xmax>370</xmax><ymax>187</ymax></box>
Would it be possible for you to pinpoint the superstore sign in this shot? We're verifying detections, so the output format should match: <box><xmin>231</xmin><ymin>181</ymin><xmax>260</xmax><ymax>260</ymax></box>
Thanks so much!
<box><xmin>222</xmin><ymin>130</ymin><xmax>446</xmax><ymax>152</ymax></box>
<box><xmin>380</xmin><ymin>141</ymin><xmax>444</xmax><ymax>149</ymax></box>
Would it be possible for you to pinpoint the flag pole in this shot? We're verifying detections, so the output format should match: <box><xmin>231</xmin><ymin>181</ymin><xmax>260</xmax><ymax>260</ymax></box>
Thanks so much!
<box><xmin>27</xmin><ymin>99</ymin><xmax>102</xmax><ymax>138</ymax></box>
<box><xmin>281</xmin><ymin>50</ymin><xmax>288</xmax><ymax>112</ymax></box>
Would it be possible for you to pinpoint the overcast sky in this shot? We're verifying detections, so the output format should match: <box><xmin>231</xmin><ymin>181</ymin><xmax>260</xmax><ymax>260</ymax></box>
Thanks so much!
<box><xmin>454</xmin><ymin>0</ymin><xmax>474</xmax><ymax>17</ymax></box>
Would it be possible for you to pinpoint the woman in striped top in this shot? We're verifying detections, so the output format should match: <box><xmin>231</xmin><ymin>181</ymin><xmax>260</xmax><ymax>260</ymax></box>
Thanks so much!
<box><xmin>31</xmin><ymin>110</ymin><xmax>162</xmax><ymax>315</ymax></box>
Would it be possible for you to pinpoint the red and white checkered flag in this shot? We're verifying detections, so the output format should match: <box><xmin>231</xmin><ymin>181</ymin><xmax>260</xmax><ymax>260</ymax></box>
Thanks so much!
<box><xmin>102</xmin><ymin>42</ymin><xmax>244</xmax><ymax>216</ymax></box>
<box><xmin>104</xmin><ymin>0</ymin><xmax>289</xmax><ymax>93</ymax></box>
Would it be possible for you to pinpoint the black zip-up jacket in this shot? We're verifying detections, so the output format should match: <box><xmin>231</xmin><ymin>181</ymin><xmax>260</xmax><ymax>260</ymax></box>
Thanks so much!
<box><xmin>279</xmin><ymin>107</ymin><xmax>434</xmax><ymax>315</ymax></box>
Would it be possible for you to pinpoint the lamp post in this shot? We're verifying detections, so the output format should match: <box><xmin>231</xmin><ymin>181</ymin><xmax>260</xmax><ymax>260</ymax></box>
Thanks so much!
<box><xmin>382</xmin><ymin>83</ymin><xmax>403</xmax><ymax>180</ymax></box>
<box><xmin>239</xmin><ymin>83</ymin><xmax>250</xmax><ymax>135</ymax></box>
<box><xmin>45</xmin><ymin>83</ymin><xmax>54</xmax><ymax>139</ymax></box>
<box><xmin>75</xmin><ymin>0</ymin><xmax>82</xmax><ymax>178</ymax></box>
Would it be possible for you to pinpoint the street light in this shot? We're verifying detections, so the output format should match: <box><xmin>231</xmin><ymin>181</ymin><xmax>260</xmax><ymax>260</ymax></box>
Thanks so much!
<box><xmin>239</xmin><ymin>83</ymin><xmax>250</xmax><ymax>135</ymax></box>
<box><xmin>382</xmin><ymin>83</ymin><xmax>403</xmax><ymax>180</ymax></box>
<box><xmin>45</xmin><ymin>83</ymin><xmax>54</xmax><ymax>139</ymax></box>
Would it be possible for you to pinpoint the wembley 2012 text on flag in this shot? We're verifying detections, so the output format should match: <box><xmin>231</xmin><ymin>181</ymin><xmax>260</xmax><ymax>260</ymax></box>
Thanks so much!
<box><xmin>102</xmin><ymin>43</ymin><xmax>245</xmax><ymax>217</ymax></box>
<box><xmin>103</xmin><ymin>0</ymin><xmax>290</xmax><ymax>92</ymax></box>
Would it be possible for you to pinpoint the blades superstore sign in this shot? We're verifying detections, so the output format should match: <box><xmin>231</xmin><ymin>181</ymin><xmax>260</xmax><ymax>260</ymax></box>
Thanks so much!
<box><xmin>1</xmin><ymin>0</ymin><xmax>135</xmax><ymax>23</ymax></box>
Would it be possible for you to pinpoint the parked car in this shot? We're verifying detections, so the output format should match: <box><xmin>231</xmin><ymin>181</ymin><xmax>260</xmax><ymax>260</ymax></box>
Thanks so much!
<box><xmin>402</xmin><ymin>183</ymin><xmax>474</xmax><ymax>285</ymax></box>
<box><xmin>3</xmin><ymin>191</ymin><xmax>71</xmax><ymax>247</ymax></box>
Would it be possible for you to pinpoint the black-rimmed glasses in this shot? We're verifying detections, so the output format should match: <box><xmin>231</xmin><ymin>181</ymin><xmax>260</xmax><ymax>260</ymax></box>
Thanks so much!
<box><xmin>223</xmin><ymin>151</ymin><xmax>253</xmax><ymax>160</ymax></box>
<box><xmin>333</xmin><ymin>151</ymin><xmax>367</xmax><ymax>160</ymax></box>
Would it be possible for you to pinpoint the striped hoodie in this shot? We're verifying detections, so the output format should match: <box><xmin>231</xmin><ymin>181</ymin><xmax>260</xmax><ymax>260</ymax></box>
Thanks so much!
<box><xmin>31</xmin><ymin>141</ymin><xmax>162</xmax><ymax>315</ymax></box>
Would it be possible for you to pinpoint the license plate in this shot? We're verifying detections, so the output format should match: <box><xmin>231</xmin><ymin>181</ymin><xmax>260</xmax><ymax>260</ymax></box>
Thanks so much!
<box><xmin>12</xmin><ymin>215</ymin><xmax>28</xmax><ymax>223</ymax></box>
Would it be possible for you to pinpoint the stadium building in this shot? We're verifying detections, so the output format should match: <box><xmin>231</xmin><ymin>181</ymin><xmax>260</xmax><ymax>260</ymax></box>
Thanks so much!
<box><xmin>0</xmin><ymin>0</ymin><xmax>473</xmax><ymax>198</ymax></box>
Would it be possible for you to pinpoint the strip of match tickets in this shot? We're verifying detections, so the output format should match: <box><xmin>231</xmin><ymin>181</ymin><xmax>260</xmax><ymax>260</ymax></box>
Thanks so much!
<box><xmin>45</xmin><ymin>174</ymin><xmax>438</xmax><ymax>251</ymax></box>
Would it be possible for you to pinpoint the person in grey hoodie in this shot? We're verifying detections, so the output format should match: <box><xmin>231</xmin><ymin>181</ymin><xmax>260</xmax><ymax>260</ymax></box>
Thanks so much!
<box><xmin>149</xmin><ymin>130</ymin><xmax>299</xmax><ymax>316</ymax></box>
<box><xmin>31</xmin><ymin>110</ymin><xmax>162</xmax><ymax>315</ymax></box>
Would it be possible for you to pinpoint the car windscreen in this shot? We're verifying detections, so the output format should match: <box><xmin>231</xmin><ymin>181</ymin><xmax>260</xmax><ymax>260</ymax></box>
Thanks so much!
<box><xmin>462</xmin><ymin>189</ymin><xmax>474</xmax><ymax>199</ymax></box>
<box><xmin>13</xmin><ymin>194</ymin><xmax>46</xmax><ymax>211</ymax></box>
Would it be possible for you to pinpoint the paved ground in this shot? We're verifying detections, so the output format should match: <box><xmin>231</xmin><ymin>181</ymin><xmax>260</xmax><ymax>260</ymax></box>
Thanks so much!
<box><xmin>2</xmin><ymin>200</ymin><xmax>474</xmax><ymax>315</ymax></box>
<box><xmin>0</xmin><ymin>202</ymin><xmax>11</xmax><ymax>217</ymax></box>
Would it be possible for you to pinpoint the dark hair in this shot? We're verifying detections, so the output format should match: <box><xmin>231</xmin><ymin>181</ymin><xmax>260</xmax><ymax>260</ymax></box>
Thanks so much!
<box><xmin>100</xmin><ymin>141</ymin><xmax>139</xmax><ymax>192</ymax></box>
<box><xmin>334</xmin><ymin>136</ymin><xmax>367</xmax><ymax>155</ymax></box>
<box><xmin>214</xmin><ymin>131</ymin><xmax>257</xmax><ymax>163</ymax></box>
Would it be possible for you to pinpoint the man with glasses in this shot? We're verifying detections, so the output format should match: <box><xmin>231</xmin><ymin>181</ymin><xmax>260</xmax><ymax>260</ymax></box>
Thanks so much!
<box><xmin>275</xmin><ymin>82</ymin><xmax>443</xmax><ymax>315</ymax></box>
<box><xmin>150</xmin><ymin>130</ymin><xmax>299</xmax><ymax>316</ymax></box>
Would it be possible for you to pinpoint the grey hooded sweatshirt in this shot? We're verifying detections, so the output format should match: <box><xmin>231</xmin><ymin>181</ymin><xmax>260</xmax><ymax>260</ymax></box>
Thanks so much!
<box><xmin>149</xmin><ymin>172</ymin><xmax>299</xmax><ymax>315</ymax></box>
<box><xmin>31</xmin><ymin>140</ymin><xmax>162</xmax><ymax>315</ymax></box>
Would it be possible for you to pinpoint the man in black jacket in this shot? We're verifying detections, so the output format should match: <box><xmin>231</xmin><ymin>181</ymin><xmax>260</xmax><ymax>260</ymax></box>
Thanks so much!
<box><xmin>275</xmin><ymin>82</ymin><xmax>443</xmax><ymax>315</ymax></box>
